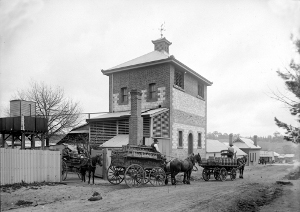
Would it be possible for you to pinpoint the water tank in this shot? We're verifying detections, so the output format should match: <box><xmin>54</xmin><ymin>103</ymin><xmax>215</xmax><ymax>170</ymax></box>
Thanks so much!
<box><xmin>10</xmin><ymin>100</ymin><xmax>36</xmax><ymax>117</ymax></box>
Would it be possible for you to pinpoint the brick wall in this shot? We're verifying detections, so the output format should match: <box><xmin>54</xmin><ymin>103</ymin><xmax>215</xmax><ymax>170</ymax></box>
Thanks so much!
<box><xmin>171</xmin><ymin>123</ymin><xmax>206</xmax><ymax>159</ymax></box>
<box><xmin>110</xmin><ymin>64</ymin><xmax>171</xmax><ymax>112</ymax></box>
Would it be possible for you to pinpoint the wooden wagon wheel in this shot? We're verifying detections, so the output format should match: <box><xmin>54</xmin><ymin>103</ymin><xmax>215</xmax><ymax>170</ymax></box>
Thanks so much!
<box><xmin>219</xmin><ymin>168</ymin><xmax>227</xmax><ymax>182</ymax></box>
<box><xmin>202</xmin><ymin>168</ymin><xmax>210</xmax><ymax>181</ymax></box>
<box><xmin>124</xmin><ymin>164</ymin><xmax>145</xmax><ymax>188</ymax></box>
<box><xmin>143</xmin><ymin>169</ymin><xmax>151</xmax><ymax>184</ymax></box>
<box><xmin>62</xmin><ymin>161</ymin><xmax>68</xmax><ymax>181</ymax></box>
<box><xmin>213</xmin><ymin>168</ymin><xmax>220</xmax><ymax>180</ymax></box>
<box><xmin>107</xmin><ymin>165</ymin><xmax>125</xmax><ymax>185</ymax></box>
<box><xmin>148</xmin><ymin>167</ymin><xmax>166</xmax><ymax>186</ymax></box>
<box><xmin>230</xmin><ymin>168</ymin><xmax>237</xmax><ymax>181</ymax></box>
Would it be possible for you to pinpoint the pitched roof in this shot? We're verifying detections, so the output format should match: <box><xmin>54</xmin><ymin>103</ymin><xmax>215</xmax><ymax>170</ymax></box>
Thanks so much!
<box><xmin>107</xmin><ymin>51</ymin><xmax>170</xmax><ymax>70</ymax></box>
<box><xmin>101</xmin><ymin>51</ymin><xmax>213</xmax><ymax>86</ymax></box>
<box><xmin>87</xmin><ymin>108</ymin><xmax>169</xmax><ymax>122</ymax></box>
<box><xmin>206</xmin><ymin>139</ymin><xmax>228</xmax><ymax>153</ymax></box>
<box><xmin>223</xmin><ymin>142</ymin><xmax>247</xmax><ymax>156</ymax></box>
<box><xmin>100</xmin><ymin>134</ymin><xmax>129</xmax><ymax>148</ymax></box>
<box><xmin>233</xmin><ymin>137</ymin><xmax>261</xmax><ymax>149</ymax></box>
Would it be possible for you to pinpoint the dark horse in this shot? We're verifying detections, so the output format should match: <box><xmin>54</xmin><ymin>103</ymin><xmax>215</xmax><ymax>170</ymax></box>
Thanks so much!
<box><xmin>237</xmin><ymin>155</ymin><xmax>247</xmax><ymax>178</ymax></box>
<box><xmin>166</xmin><ymin>153</ymin><xmax>201</xmax><ymax>185</ymax></box>
<box><xmin>80</xmin><ymin>155</ymin><xmax>102</xmax><ymax>184</ymax></box>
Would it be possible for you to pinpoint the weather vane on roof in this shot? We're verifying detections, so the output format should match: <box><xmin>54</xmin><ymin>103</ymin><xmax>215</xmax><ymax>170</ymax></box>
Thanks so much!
<box><xmin>159</xmin><ymin>22</ymin><xmax>166</xmax><ymax>38</ymax></box>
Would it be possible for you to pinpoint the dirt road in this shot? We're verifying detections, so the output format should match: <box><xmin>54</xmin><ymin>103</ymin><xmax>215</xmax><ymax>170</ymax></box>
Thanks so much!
<box><xmin>1</xmin><ymin>164</ymin><xmax>299</xmax><ymax>212</ymax></box>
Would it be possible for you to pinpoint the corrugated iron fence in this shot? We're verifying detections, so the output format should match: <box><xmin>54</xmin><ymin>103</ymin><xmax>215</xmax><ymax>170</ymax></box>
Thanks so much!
<box><xmin>0</xmin><ymin>149</ymin><xmax>61</xmax><ymax>185</ymax></box>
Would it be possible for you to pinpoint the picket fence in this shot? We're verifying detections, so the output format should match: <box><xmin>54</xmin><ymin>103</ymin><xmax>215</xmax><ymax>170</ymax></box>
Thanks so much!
<box><xmin>0</xmin><ymin>149</ymin><xmax>61</xmax><ymax>185</ymax></box>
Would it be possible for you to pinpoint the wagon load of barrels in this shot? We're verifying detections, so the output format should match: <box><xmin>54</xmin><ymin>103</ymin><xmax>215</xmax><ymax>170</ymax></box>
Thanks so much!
<box><xmin>200</xmin><ymin>156</ymin><xmax>238</xmax><ymax>166</ymax></box>
<box><xmin>111</xmin><ymin>144</ymin><xmax>161</xmax><ymax>160</ymax></box>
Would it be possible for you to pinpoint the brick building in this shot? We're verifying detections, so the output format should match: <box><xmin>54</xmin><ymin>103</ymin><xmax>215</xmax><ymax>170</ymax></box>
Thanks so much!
<box><xmin>87</xmin><ymin>37</ymin><xmax>212</xmax><ymax>159</ymax></box>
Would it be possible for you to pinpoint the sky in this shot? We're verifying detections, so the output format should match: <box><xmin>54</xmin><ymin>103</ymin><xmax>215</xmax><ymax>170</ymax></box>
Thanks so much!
<box><xmin>1</xmin><ymin>0</ymin><xmax>300</xmax><ymax>137</ymax></box>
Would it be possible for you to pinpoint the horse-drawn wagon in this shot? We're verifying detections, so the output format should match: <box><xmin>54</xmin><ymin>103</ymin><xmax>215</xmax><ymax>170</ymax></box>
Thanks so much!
<box><xmin>199</xmin><ymin>150</ymin><xmax>239</xmax><ymax>182</ymax></box>
<box><xmin>62</xmin><ymin>152</ymin><xmax>87</xmax><ymax>181</ymax></box>
<box><xmin>107</xmin><ymin>145</ymin><xmax>166</xmax><ymax>188</ymax></box>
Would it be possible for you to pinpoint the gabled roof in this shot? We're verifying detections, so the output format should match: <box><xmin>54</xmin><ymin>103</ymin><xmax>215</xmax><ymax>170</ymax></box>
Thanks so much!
<box><xmin>101</xmin><ymin>51</ymin><xmax>213</xmax><ymax>86</ymax></box>
<box><xmin>233</xmin><ymin>137</ymin><xmax>261</xmax><ymax>149</ymax></box>
<box><xmin>87</xmin><ymin>108</ymin><xmax>169</xmax><ymax>122</ymax></box>
<box><xmin>223</xmin><ymin>142</ymin><xmax>247</xmax><ymax>156</ymax></box>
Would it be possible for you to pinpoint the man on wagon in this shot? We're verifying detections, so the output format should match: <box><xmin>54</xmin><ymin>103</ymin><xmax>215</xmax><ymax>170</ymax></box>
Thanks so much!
<box><xmin>151</xmin><ymin>138</ymin><xmax>160</xmax><ymax>153</ymax></box>
<box><xmin>228</xmin><ymin>144</ymin><xmax>235</xmax><ymax>159</ymax></box>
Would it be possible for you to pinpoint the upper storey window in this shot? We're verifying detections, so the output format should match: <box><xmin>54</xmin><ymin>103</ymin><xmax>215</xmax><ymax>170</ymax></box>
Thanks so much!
<box><xmin>121</xmin><ymin>87</ymin><xmax>128</xmax><ymax>103</ymax></box>
<box><xmin>149</xmin><ymin>83</ymin><xmax>156</xmax><ymax>100</ymax></box>
<box><xmin>174</xmin><ymin>70</ymin><xmax>184</xmax><ymax>89</ymax></box>
<box><xmin>198</xmin><ymin>83</ymin><xmax>204</xmax><ymax>98</ymax></box>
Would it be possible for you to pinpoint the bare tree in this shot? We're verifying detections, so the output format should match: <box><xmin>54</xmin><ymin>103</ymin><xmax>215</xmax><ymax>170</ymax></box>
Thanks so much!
<box><xmin>15</xmin><ymin>81</ymin><xmax>82</xmax><ymax>145</ymax></box>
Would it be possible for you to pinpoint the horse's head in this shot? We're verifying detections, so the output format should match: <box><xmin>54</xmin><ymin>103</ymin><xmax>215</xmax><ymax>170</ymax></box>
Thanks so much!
<box><xmin>188</xmin><ymin>153</ymin><xmax>195</xmax><ymax>166</ymax></box>
<box><xmin>194</xmin><ymin>153</ymin><xmax>202</xmax><ymax>166</ymax></box>
<box><xmin>95</xmin><ymin>154</ymin><xmax>102</xmax><ymax>166</ymax></box>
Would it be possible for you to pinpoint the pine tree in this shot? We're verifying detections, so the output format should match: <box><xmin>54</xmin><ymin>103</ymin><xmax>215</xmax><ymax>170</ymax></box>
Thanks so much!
<box><xmin>274</xmin><ymin>37</ymin><xmax>300</xmax><ymax>143</ymax></box>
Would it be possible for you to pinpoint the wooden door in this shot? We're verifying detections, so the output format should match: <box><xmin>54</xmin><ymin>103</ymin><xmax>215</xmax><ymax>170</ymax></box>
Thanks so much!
<box><xmin>188</xmin><ymin>133</ymin><xmax>193</xmax><ymax>155</ymax></box>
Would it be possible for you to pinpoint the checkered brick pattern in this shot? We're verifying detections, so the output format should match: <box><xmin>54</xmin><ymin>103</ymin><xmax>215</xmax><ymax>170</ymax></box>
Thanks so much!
<box><xmin>152</xmin><ymin>111</ymin><xmax>169</xmax><ymax>138</ymax></box>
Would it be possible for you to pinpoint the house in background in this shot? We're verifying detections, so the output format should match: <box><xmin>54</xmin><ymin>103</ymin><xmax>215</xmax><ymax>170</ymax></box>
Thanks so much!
<box><xmin>87</xmin><ymin>37</ymin><xmax>213</xmax><ymax>159</ymax></box>
<box><xmin>274</xmin><ymin>152</ymin><xmax>280</xmax><ymax>162</ymax></box>
<box><xmin>284</xmin><ymin>154</ymin><xmax>295</xmax><ymax>163</ymax></box>
<box><xmin>206</xmin><ymin>139</ymin><xmax>228</xmax><ymax>158</ymax></box>
<box><xmin>259</xmin><ymin>151</ymin><xmax>275</xmax><ymax>163</ymax></box>
<box><xmin>206</xmin><ymin>139</ymin><xmax>247</xmax><ymax>158</ymax></box>
<box><xmin>233</xmin><ymin>136</ymin><xmax>261</xmax><ymax>166</ymax></box>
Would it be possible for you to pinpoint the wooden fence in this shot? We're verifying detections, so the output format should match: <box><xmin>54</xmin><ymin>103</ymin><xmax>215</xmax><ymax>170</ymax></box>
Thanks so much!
<box><xmin>0</xmin><ymin>149</ymin><xmax>61</xmax><ymax>185</ymax></box>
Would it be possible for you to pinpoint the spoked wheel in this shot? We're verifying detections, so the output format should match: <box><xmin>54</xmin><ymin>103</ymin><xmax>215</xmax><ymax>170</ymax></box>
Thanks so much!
<box><xmin>219</xmin><ymin>168</ymin><xmax>227</xmax><ymax>182</ymax></box>
<box><xmin>230</xmin><ymin>168</ymin><xmax>237</xmax><ymax>181</ymax></box>
<box><xmin>124</xmin><ymin>164</ymin><xmax>145</xmax><ymax>188</ymax></box>
<box><xmin>214</xmin><ymin>168</ymin><xmax>220</xmax><ymax>181</ymax></box>
<box><xmin>149</xmin><ymin>167</ymin><xmax>166</xmax><ymax>186</ymax></box>
<box><xmin>143</xmin><ymin>169</ymin><xmax>151</xmax><ymax>184</ymax></box>
<box><xmin>202</xmin><ymin>168</ymin><xmax>210</xmax><ymax>181</ymax></box>
<box><xmin>107</xmin><ymin>166</ymin><xmax>125</xmax><ymax>185</ymax></box>
<box><xmin>62</xmin><ymin>161</ymin><xmax>68</xmax><ymax>181</ymax></box>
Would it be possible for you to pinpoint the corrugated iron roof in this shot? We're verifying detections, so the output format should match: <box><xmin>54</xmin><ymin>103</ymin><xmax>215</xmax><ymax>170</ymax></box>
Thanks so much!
<box><xmin>100</xmin><ymin>134</ymin><xmax>129</xmax><ymax>148</ymax></box>
<box><xmin>87</xmin><ymin>108</ymin><xmax>169</xmax><ymax>122</ymax></box>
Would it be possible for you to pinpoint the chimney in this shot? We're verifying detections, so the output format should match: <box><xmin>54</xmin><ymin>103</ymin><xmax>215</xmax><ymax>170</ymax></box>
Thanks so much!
<box><xmin>229</xmin><ymin>133</ymin><xmax>233</xmax><ymax>146</ymax></box>
<box><xmin>253</xmin><ymin>135</ymin><xmax>258</xmax><ymax>146</ymax></box>
<box><xmin>129</xmin><ymin>90</ymin><xmax>143</xmax><ymax>145</ymax></box>
<box><xmin>152</xmin><ymin>37</ymin><xmax>172</xmax><ymax>54</ymax></box>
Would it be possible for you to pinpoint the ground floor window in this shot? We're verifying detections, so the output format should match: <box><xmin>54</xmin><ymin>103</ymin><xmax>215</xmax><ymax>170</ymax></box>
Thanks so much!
<box><xmin>178</xmin><ymin>131</ymin><xmax>183</xmax><ymax>147</ymax></box>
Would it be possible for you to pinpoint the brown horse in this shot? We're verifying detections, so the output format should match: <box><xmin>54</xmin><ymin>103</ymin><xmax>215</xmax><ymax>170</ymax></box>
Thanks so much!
<box><xmin>80</xmin><ymin>155</ymin><xmax>102</xmax><ymax>184</ymax></box>
<box><xmin>166</xmin><ymin>153</ymin><xmax>199</xmax><ymax>185</ymax></box>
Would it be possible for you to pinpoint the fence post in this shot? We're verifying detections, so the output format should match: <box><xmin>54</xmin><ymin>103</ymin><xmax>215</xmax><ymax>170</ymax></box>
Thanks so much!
<box><xmin>103</xmin><ymin>148</ymin><xmax>107</xmax><ymax>180</ymax></box>
<box><xmin>1</xmin><ymin>133</ymin><xmax>5</xmax><ymax>148</ymax></box>
<box><xmin>21</xmin><ymin>133</ymin><xmax>25</xmax><ymax>150</ymax></box>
